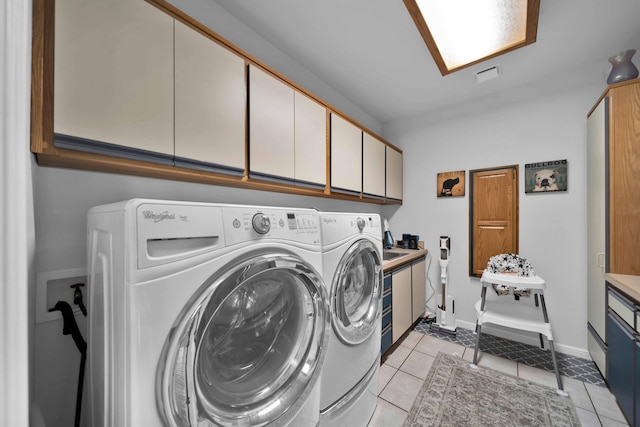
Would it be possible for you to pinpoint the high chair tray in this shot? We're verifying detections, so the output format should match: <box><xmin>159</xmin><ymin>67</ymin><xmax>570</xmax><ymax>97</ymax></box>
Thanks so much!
<box><xmin>480</xmin><ymin>271</ymin><xmax>546</xmax><ymax>290</ymax></box>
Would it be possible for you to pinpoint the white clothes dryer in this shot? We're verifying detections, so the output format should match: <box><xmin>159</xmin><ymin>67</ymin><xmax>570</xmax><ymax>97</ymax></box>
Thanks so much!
<box><xmin>87</xmin><ymin>199</ymin><xmax>329</xmax><ymax>427</ymax></box>
<box><xmin>318</xmin><ymin>213</ymin><xmax>382</xmax><ymax>427</ymax></box>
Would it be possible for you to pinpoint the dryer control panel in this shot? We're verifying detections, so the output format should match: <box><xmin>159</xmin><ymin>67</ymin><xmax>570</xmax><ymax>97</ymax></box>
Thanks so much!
<box><xmin>223</xmin><ymin>207</ymin><xmax>321</xmax><ymax>246</ymax></box>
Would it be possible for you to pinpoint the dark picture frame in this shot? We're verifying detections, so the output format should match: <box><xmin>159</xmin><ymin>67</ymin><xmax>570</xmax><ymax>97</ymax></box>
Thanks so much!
<box><xmin>524</xmin><ymin>160</ymin><xmax>568</xmax><ymax>193</ymax></box>
<box><xmin>437</xmin><ymin>170</ymin><xmax>465</xmax><ymax>197</ymax></box>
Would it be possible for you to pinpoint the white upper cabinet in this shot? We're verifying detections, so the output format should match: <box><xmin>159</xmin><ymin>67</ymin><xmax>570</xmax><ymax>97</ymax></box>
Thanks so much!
<box><xmin>54</xmin><ymin>0</ymin><xmax>174</xmax><ymax>158</ymax></box>
<box><xmin>249</xmin><ymin>65</ymin><xmax>295</xmax><ymax>181</ymax></box>
<box><xmin>174</xmin><ymin>20</ymin><xmax>246</xmax><ymax>175</ymax></box>
<box><xmin>386</xmin><ymin>146</ymin><xmax>403</xmax><ymax>201</ymax></box>
<box><xmin>362</xmin><ymin>133</ymin><xmax>386</xmax><ymax>198</ymax></box>
<box><xmin>331</xmin><ymin>114</ymin><xmax>362</xmax><ymax>194</ymax></box>
<box><xmin>294</xmin><ymin>91</ymin><xmax>327</xmax><ymax>188</ymax></box>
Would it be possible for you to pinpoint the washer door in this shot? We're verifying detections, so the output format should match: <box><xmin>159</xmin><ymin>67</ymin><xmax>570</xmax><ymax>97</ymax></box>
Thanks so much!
<box><xmin>331</xmin><ymin>240</ymin><xmax>382</xmax><ymax>345</ymax></box>
<box><xmin>157</xmin><ymin>252</ymin><xmax>328</xmax><ymax>427</ymax></box>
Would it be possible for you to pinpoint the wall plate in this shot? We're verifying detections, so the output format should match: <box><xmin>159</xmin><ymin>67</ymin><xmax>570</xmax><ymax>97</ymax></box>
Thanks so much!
<box><xmin>36</xmin><ymin>267</ymin><xmax>87</xmax><ymax>324</ymax></box>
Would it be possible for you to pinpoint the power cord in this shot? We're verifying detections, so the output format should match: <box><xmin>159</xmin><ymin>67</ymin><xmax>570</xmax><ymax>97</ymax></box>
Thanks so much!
<box><xmin>423</xmin><ymin>251</ymin><xmax>437</xmax><ymax>320</ymax></box>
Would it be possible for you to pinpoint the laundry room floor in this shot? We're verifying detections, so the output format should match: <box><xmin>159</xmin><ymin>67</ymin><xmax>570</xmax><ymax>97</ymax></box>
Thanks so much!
<box><xmin>368</xmin><ymin>327</ymin><xmax>629</xmax><ymax>427</ymax></box>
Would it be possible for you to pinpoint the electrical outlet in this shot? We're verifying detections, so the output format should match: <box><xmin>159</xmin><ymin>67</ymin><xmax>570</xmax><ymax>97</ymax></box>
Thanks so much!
<box><xmin>36</xmin><ymin>267</ymin><xmax>87</xmax><ymax>324</ymax></box>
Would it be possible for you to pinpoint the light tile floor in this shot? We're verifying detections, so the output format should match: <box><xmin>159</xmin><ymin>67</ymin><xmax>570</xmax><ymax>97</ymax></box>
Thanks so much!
<box><xmin>367</xmin><ymin>331</ymin><xmax>629</xmax><ymax>427</ymax></box>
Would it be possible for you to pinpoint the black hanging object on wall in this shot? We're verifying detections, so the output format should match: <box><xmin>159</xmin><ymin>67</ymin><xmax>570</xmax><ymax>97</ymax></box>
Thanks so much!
<box><xmin>49</xmin><ymin>301</ymin><xmax>86</xmax><ymax>427</ymax></box>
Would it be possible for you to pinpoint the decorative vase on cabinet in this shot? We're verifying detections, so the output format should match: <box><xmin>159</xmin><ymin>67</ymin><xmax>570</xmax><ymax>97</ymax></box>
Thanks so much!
<box><xmin>607</xmin><ymin>49</ymin><xmax>639</xmax><ymax>84</ymax></box>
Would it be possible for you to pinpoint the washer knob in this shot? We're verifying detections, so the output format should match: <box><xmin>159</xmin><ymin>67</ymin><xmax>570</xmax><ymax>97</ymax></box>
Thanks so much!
<box><xmin>357</xmin><ymin>217</ymin><xmax>366</xmax><ymax>231</ymax></box>
<box><xmin>252</xmin><ymin>213</ymin><xmax>271</xmax><ymax>234</ymax></box>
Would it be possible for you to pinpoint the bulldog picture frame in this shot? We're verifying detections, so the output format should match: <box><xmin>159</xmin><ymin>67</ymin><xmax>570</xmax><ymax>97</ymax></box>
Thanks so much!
<box><xmin>437</xmin><ymin>170</ymin><xmax>465</xmax><ymax>197</ymax></box>
<box><xmin>524</xmin><ymin>159</ymin><xmax>568</xmax><ymax>193</ymax></box>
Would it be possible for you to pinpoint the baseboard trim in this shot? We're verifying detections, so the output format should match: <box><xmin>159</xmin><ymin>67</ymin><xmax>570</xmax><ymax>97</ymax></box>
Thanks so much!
<box><xmin>455</xmin><ymin>320</ymin><xmax>590</xmax><ymax>360</ymax></box>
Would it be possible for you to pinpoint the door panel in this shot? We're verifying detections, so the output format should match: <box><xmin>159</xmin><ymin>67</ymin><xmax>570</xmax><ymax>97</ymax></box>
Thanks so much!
<box><xmin>331</xmin><ymin>240</ymin><xmax>382</xmax><ymax>345</ymax></box>
<box><xmin>587</xmin><ymin>98</ymin><xmax>608</xmax><ymax>339</ymax></box>
<box><xmin>470</xmin><ymin>166</ymin><xmax>518</xmax><ymax>276</ymax></box>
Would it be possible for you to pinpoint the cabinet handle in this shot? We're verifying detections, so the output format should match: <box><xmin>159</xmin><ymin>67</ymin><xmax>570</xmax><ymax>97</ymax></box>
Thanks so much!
<box><xmin>597</xmin><ymin>252</ymin><xmax>605</xmax><ymax>273</ymax></box>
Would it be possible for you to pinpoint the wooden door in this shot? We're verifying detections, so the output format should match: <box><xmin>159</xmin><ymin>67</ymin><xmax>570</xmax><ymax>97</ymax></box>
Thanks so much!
<box><xmin>470</xmin><ymin>166</ymin><xmax>519</xmax><ymax>276</ymax></box>
<box><xmin>608</xmin><ymin>82</ymin><xmax>640</xmax><ymax>275</ymax></box>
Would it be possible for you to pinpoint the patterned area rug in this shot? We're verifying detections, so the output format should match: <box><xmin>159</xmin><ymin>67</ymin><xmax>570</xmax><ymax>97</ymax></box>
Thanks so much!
<box><xmin>404</xmin><ymin>352</ymin><xmax>581</xmax><ymax>427</ymax></box>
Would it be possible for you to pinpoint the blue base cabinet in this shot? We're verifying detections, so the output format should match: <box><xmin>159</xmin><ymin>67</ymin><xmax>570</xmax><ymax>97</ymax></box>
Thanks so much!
<box><xmin>381</xmin><ymin>274</ymin><xmax>392</xmax><ymax>355</ymax></box>
<box><xmin>606</xmin><ymin>283</ymin><xmax>640</xmax><ymax>426</ymax></box>
<box><xmin>607</xmin><ymin>310</ymin><xmax>635</xmax><ymax>423</ymax></box>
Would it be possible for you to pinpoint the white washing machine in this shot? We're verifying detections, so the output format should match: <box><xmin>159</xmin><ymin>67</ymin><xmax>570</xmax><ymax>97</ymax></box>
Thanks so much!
<box><xmin>87</xmin><ymin>199</ymin><xmax>329</xmax><ymax>427</ymax></box>
<box><xmin>318</xmin><ymin>213</ymin><xmax>382</xmax><ymax>427</ymax></box>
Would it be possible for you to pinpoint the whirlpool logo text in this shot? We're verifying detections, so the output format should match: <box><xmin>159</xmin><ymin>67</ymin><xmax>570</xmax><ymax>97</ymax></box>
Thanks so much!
<box><xmin>142</xmin><ymin>210</ymin><xmax>175</xmax><ymax>222</ymax></box>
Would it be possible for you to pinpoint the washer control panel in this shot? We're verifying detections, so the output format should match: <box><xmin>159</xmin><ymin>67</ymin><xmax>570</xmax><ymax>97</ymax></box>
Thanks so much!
<box><xmin>224</xmin><ymin>207</ymin><xmax>320</xmax><ymax>246</ymax></box>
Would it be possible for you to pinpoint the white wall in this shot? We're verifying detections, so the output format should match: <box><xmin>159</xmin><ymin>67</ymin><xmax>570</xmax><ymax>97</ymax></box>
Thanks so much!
<box><xmin>382</xmin><ymin>82</ymin><xmax>605</xmax><ymax>358</ymax></box>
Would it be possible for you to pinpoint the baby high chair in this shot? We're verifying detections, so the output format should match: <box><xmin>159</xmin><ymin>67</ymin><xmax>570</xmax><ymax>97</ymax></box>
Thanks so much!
<box><xmin>471</xmin><ymin>254</ymin><xmax>566</xmax><ymax>396</ymax></box>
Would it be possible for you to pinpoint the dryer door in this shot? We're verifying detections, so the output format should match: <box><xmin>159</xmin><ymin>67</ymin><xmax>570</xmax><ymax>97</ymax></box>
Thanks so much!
<box><xmin>157</xmin><ymin>252</ymin><xmax>328</xmax><ymax>427</ymax></box>
<box><xmin>331</xmin><ymin>239</ymin><xmax>382</xmax><ymax>345</ymax></box>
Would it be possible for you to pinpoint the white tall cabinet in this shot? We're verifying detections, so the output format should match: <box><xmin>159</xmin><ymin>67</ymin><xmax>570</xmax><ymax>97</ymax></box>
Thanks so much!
<box><xmin>174</xmin><ymin>21</ymin><xmax>245</xmax><ymax>174</ymax></box>
<box><xmin>54</xmin><ymin>0</ymin><xmax>174</xmax><ymax>158</ymax></box>
<box><xmin>330</xmin><ymin>113</ymin><xmax>362</xmax><ymax>194</ymax></box>
<box><xmin>586</xmin><ymin>79</ymin><xmax>640</xmax><ymax>379</ymax></box>
<box><xmin>586</xmin><ymin>97</ymin><xmax>608</xmax><ymax>377</ymax></box>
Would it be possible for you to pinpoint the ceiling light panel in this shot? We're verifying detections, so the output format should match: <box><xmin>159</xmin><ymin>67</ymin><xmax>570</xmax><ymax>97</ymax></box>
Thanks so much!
<box><xmin>404</xmin><ymin>0</ymin><xmax>539</xmax><ymax>75</ymax></box>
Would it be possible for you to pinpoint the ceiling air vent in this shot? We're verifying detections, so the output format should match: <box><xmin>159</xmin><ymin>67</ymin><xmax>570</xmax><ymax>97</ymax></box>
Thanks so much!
<box><xmin>474</xmin><ymin>65</ymin><xmax>501</xmax><ymax>83</ymax></box>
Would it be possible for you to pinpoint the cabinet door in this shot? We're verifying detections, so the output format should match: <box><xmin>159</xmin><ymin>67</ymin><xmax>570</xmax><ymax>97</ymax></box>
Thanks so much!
<box><xmin>362</xmin><ymin>133</ymin><xmax>386</xmax><ymax>198</ymax></box>
<box><xmin>174</xmin><ymin>21</ymin><xmax>245</xmax><ymax>175</ymax></box>
<box><xmin>587</xmin><ymin>97</ymin><xmax>608</xmax><ymax>340</ymax></box>
<box><xmin>331</xmin><ymin>114</ymin><xmax>362</xmax><ymax>194</ymax></box>
<box><xmin>609</xmin><ymin>82</ymin><xmax>640</xmax><ymax>275</ymax></box>
<box><xmin>386</xmin><ymin>146</ymin><xmax>403</xmax><ymax>201</ymax></box>
<box><xmin>294</xmin><ymin>91</ymin><xmax>326</xmax><ymax>187</ymax></box>
<box><xmin>249</xmin><ymin>65</ymin><xmax>295</xmax><ymax>181</ymax></box>
<box><xmin>391</xmin><ymin>266</ymin><xmax>412</xmax><ymax>343</ymax></box>
<box><xmin>606</xmin><ymin>311</ymin><xmax>635</xmax><ymax>423</ymax></box>
<box><xmin>411</xmin><ymin>259</ymin><xmax>426</xmax><ymax>320</ymax></box>
<box><xmin>54</xmin><ymin>0</ymin><xmax>174</xmax><ymax>158</ymax></box>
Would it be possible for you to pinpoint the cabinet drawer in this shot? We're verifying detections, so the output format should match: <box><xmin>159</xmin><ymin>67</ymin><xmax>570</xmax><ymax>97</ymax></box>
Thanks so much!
<box><xmin>608</xmin><ymin>286</ymin><xmax>636</xmax><ymax>328</ymax></box>
<box><xmin>381</xmin><ymin>323</ymin><xmax>393</xmax><ymax>355</ymax></box>
<box><xmin>384</xmin><ymin>274</ymin><xmax>392</xmax><ymax>291</ymax></box>
<box><xmin>382</xmin><ymin>290</ymin><xmax>392</xmax><ymax>309</ymax></box>
<box><xmin>382</xmin><ymin>306</ymin><xmax>392</xmax><ymax>329</ymax></box>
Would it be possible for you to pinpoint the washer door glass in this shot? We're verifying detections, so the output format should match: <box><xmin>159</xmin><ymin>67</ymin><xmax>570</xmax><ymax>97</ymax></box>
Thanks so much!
<box><xmin>157</xmin><ymin>252</ymin><xmax>328</xmax><ymax>427</ymax></box>
<box><xmin>332</xmin><ymin>240</ymin><xmax>382</xmax><ymax>345</ymax></box>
